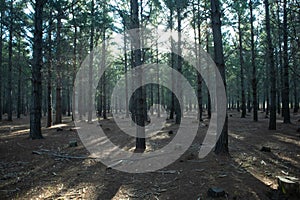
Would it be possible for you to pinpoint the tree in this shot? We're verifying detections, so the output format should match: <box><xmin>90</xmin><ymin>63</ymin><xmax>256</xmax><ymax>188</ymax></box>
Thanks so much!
<box><xmin>7</xmin><ymin>0</ymin><xmax>13</xmax><ymax>121</ymax></box>
<box><xmin>237</xmin><ymin>9</ymin><xmax>246</xmax><ymax>118</ymax></box>
<box><xmin>0</xmin><ymin>0</ymin><xmax>4</xmax><ymax>121</ymax></box>
<box><xmin>249</xmin><ymin>0</ymin><xmax>258</xmax><ymax>121</ymax></box>
<box><xmin>46</xmin><ymin>9</ymin><xmax>53</xmax><ymax>127</ymax></box>
<box><xmin>131</xmin><ymin>0</ymin><xmax>145</xmax><ymax>152</ymax></box>
<box><xmin>164</xmin><ymin>0</ymin><xmax>175</xmax><ymax>120</ymax></box>
<box><xmin>87</xmin><ymin>0</ymin><xmax>95</xmax><ymax>123</ymax></box>
<box><xmin>282</xmin><ymin>0</ymin><xmax>290</xmax><ymax>123</ymax></box>
<box><xmin>30</xmin><ymin>0</ymin><xmax>45</xmax><ymax>139</ymax></box>
<box><xmin>211</xmin><ymin>0</ymin><xmax>228</xmax><ymax>154</ymax></box>
<box><xmin>55</xmin><ymin>6</ymin><xmax>63</xmax><ymax>124</ymax></box>
<box><xmin>265</xmin><ymin>0</ymin><xmax>276</xmax><ymax>130</ymax></box>
<box><xmin>192</xmin><ymin>0</ymin><xmax>203</xmax><ymax>121</ymax></box>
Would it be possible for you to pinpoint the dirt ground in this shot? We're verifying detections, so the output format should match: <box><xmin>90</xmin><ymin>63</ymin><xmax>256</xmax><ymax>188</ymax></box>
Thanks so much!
<box><xmin>0</xmin><ymin>110</ymin><xmax>299</xmax><ymax>200</ymax></box>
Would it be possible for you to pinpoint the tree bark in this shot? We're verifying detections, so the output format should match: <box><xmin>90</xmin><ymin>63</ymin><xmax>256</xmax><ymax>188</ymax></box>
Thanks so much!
<box><xmin>282</xmin><ymin>0</ymin><xmax>290</xmax><ymax>123</ymax></box>
<box><xmin>131</xmin><ymin>0</ymin><xmax>145</xmax><ymax>152</ymax></box>
<box><xmin>238</xmin><ymin>13</ymin><xmax>246</xmax><ymax>118</ymax></box>
<box><xmin>211</xmin><ymin>0</ymin><xmax>228</xmax><ymax>154</ymax></box>
<box><xmin>30</xmin><ymin>0</ymin><xmax>45</xmax><ymax>139</ymax></box>
<box><xmin>250</xmin><ymin>0</ymin><xmax>258</xmax><ymax>121</ymax></box>
<box><xmin>101</xmin><ymin>30</ymin><xmax>107</xmax><ymax>120</ymax></box>
<box><xmin>55</xmin><ymin>8</ymin><xmax>63</xmax><ymax>124</ymax></box>
<box><xmin>0</xmin><ymin>0</ymin><xmax>4</xmax><ymax>121</ymax></box>
<box><xmin>71</xmin><ymin>2</ymin><xmax>77</xmax><ymax>121</ymax></box>
<box><xmin>265</xmin><ymin>0</ymin><xmax>276</xmax><ymax>130</ymax></box>
<box><xmin>169</xmin><ymin>7</ymin><xmax>175</xmax><ymax>120</ymax></box>
<box><xmin>175</xmin><ymin>5</ymin><xmax>182</xmax><ymax>125</ymax></box>
<box><xmin>124</xmin><ymin>28</ymin><xmax>129</xmax><ymax>118</ymax></box>
<box><xmin>46</xmin><ymin>16</ymin><xmax>52</xmax><ymax>127</ymax></box>
<box><xmin>156</xmin><ymin>31</ymin><xmax>160</xmax><ymax>117</ymax></box>
<box><xmin>7</xmin><ymin>0</ymin><xmax>13</xmax><ymax>121</ymax></box>
<box><xmin>17</xmin><ymin>40</ymin><xmax>21</xmax><ymax>118</ymax></box>
<box><xmin>197</xmin><ymin>0</ymin><xmax>203</xmax><ymax>121</ymax></box>
<box><xmin>87</xmin><ymin>0</ymin><xmax>95</xmax><ymax>123</ymax></box>
<box><xmin>206</xmin><ymin>2</ymin><xmax>211</xmax><ymax>119</ymax></box>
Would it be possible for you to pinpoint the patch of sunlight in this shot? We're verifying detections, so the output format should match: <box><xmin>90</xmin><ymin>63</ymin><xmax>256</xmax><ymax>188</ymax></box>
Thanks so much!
<box><xmin>49</xmin><ymin>124</ymin><xmax>69</xmax><ymax>129</ymax></box>
<box><xmin>150</xmin><ymin>132</ymin><xmax>170</xmax><ymax>141</ymax></box>
<box><xmin>82</xmin><ymin>157</ymin><xmax>100</xmax><ymax>167</ymax></box>
<box><xmin>273</xmin><ymin>134</ymin><xmax>300</xmax><ymax>147</ymax></box>
<box><xmin>27</xmin><ymin>183</ymin><xmax>95</xmax><ymax>199</ymax></box>
<box><xmin>245</xmin><ymin>168</ymin><xmax>277</xmax><ymax>189</ymax></box>
<box><xmin>276</xmin><ymin>153</ymin><xmax>299</xmax><ymax>166</ymax></box>
<box><xmin>12</xmin><ymin>129</ymin><xmax>30</xmax><ymax>135</ymax></box>
<box><xmin>26</xmin><ymin>183</ymin><xmax>65</xmax><ymax>199</ymax></box>
<box><xmin>112</xmin><ymin>185</ymin><xmax>139</xmax><ymax>200</ymax></box>
<box><xmin>0</xmin><ymin>129</ymin><xmax>30</xmax><ymax>139</ymax></box>
<box><xmin>229</xmin><ymin>132</ymin><xmax>245</xmax><ymax>140</ymax></box>
<box><xmin>59</xmin><ymin>183</ymin><xmax>95</xmax><ymax>199</ymax></box>
<box><xmin>126</xmin><ymin>146</ymin><xmax>136</xmax><ymax>152</ymax></box>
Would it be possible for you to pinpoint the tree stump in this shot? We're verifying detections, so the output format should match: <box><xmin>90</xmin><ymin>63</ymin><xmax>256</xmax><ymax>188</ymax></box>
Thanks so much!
<box><xmin>277</xmin><ymin>176</ymin><xmax>300</xmax><ymax>196</ymax></box>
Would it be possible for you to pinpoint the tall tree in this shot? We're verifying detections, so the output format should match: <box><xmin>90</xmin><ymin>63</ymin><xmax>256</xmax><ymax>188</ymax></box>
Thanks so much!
<box><xmin>101</xmin><ymin>27</ymin><xmax>107</xmax><ymax>120</ymax></box>
<box><xmin>265</xmin><ymin>0</ymin><xmax>276</xmax><ymax>130</ymax></box>
<box><xmin>7</xmin><ymin>0</ymin><xmax>13</xmax><ymax>121</ymax></box>
<box><xmin>87</xmin><ymin>0</ymin><xmax>94</xmax><ymax>123</ymax></box>
<box><xmin>211</xmin><ymin>0</ymin><xmax>228</xmax><ymax>154</ymax></box>
<box><xmin>164</xmin><ymin>0</ymin><xmax>175</xmax><ymax>120</ymax></box>
<box><xmin>131</xmin><ymin>0</ymin><xmax>145</xmax><ymax>152</ymax></box>
<box><xmin>17</xmin><ymin>39</ymin><xmax>22</xmax><ymax>118</ymax></box>
<box><xmin>46</xmin><ymin>10</ymin><xmax>53</xmax><ymax>127</ymax></box>
<box><xmin>249</xmin><ymin>0</ymin><xmax>258</xmax><ymax>121</ymax></box>
<box><xmin>195</xmin><ymin>0</ymin><xmax>203</xmax><ymax>121</ymax></box>
<box><xmin>71</xmin><ymin>2</ymin><xmax>77</xmax><ymax>121</ymax></box>
<box><xmin>55</xmin><ymin>6</ymin><xmax>63</xmax><ymax>124</ymax></box>
<box><xmin>30</xmin><ymin>0</ymin><xmax>45</xmax><ymax>139</ymax></box>
<box><xmin>282</xmin><ymin>0</ymin><xmax>290</xmax><ymax>123</ymax></box>
<box><xmin>0</xmin><ymin>0</ymin><xmax>4</xmax><ymax>121</ymax></box>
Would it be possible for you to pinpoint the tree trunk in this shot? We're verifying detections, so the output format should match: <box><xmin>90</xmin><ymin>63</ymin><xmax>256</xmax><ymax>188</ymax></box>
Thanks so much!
<box><xmin>265</xmin><ymin>0</ymin><xmax>276</xmax><ymax>130</ymax></box>
<box><xmin>72</xmin><ymin>2</ymin><xmax>77</xmax><ymax>121</ymax></box>
<box><xmin>175</xmin><ymin>6</ymin><xmax>182</xmax><ymax>125</ymax></box>
<box><xmin>206</xmin><ymin>7</ymin><xmax>211</xmax><ymax>119</ymax></box>
<box><xmin>46</xmin><ymin>16</ymin><xmax>52</xmax><ymax>127</ymax></box>
<box><xmin>211</xmin><ymin>0</ymin><xmax>228</xmax><ymax>154</ymax></box>
<box><xmin>291</xmin><ymin>10</ymin><xmax>299</xmax><ymax>113</ymax></box>
<box><xmin>0</xmin><ymin>1</ymin><xmax>4</xmax><ymax>121</ymax></box>
<box><xmin>101</xmin><ymin>30</ymin><xmax>107</xmax><ymax>120</ymax></box>
<box><xmin>238</xmin><ymin>13</ymin><xmax>246</xmax><ymax>118</ymax></box>
<box><xmin>30</xmin><ymin>0</ymin><xmax>44</xmax><ymax>139</ymax></box>
<box><xmin>250</xmin><ymin>0</ymin><xmax>258</xmax><ymax>121</ymax></box>
<box><xmin>87</xmin><ymin>0</ymin><xmax>95</xmax><ymax>123</ymax></box>
<box><xmin>55</xmin><ymin>9</ymin><xmax>63</xmax><ymax>124</ymax></box>
<box><xmin>17</xmin><ymin>40</ymin><xmax>21</xmax><ymax>118</ymax></box>
<box><xmin>78</xmin><ymin>29</ymin><xmax>83</xmax><ymax>120</ymax></box>
<box><xmin>197</xmin><ymin>0</ymin><xmax>203</xmax><ymax>121</ymax></box>
<box><xmin>131</xmin><ymin>0</ymin><xmax>145</xmax><ymax>152</ymax></box>
<box><xmin>169</xmin><ymin>8</ymin><xmax>175</xmax><ymax>120</ymax></box>
<box><xmin>282</xmin><ymin>0</ymin><xmax>290</xmax><ymax>123</ymax></box>
<box><xmin>156</xmin><ymin>32</ymin><xmax>160</xmax><ymax>117</ymax></box>
<box><xmin>124</xmin><ymin>29</ymin><xmax>129</xmax><ymax>118</ymax></box>
<box><xmin>7</xmin><ymin>0</ymin><xmax>13</xmax><ymax>121</ymax></box>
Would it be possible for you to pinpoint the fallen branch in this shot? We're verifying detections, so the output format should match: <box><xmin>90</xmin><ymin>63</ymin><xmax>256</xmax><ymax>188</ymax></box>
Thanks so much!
<box><xmin>32</xmin><ymin>150</ymin><xmax>96</xmax><ymax>160</ymax></box>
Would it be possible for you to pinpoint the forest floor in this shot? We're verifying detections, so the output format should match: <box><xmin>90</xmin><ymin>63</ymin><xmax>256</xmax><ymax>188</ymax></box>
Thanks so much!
<box><xmin>0</xmin><ymin>110</ymin><xmax>299</xmax><ymax>200</ymax></box>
